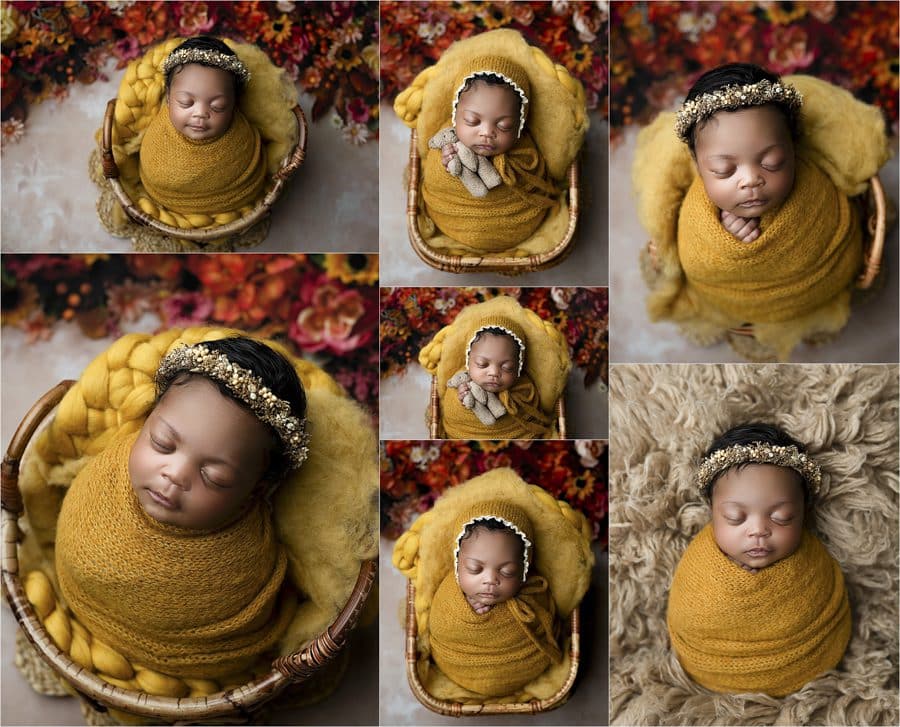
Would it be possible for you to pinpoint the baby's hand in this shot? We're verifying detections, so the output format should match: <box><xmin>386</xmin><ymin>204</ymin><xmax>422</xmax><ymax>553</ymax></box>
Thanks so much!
<box><xmin>441</xmin><ymin>142</ymin><xmax>458</xmax><ymax>169</ymax></box>
<box><xmin>465</xmin><ymin>594</ymin><xmax>493</xmax><ymax>614</ymax></box>
<box><xmin>456</xmin><ymin>381</ymin><xmax>470</xmax><ymax>403</ymax></box>
<box><xmin>720</xmin><ymin>210</ymin><xmax>760</xmax><ymax>243</ymax></box>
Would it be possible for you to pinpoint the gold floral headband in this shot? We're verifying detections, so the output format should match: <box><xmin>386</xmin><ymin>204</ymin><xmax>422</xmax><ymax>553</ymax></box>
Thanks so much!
<box><xmin>696</xmin><ymin>442</ymin><xmax>821</xmax><ymax>496</ymax></box>
<box><xmin>675</xmin><ymin>79</ymin><xmax>802</xmax><ymax>142</ymax></box>
<box><xmin>156</xmin><ymin>344</ymin><xmax>309</xmax><ymax>469</ymax></box>
<box><xmin>163</xmin><ymin>46</ymin><xmax>251</xmax><ymax>85</ymax></box>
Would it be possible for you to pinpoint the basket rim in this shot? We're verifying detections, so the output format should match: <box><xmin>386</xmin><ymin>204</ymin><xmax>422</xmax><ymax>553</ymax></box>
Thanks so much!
<box><xmin>1</xmin><ymin>380</ymin><xmax>376</xmax><ymax>721</ymax></box>
<box><xmin>101</xmin><ymin>99</ymin><xmax>308</xmax><ymax>242</ymax></box>
<box><xmin>406</xmin><ymin>128</ymin><xmax>580</xmax><ymax>274</ymax></box>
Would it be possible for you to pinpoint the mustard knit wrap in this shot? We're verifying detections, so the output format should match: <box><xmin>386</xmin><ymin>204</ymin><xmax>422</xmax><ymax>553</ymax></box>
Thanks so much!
<box><xmin>55</xmin><ymin>431</ymin><xmax>296</xmax><ymax>680</ymax></box>
<box><xmin>675</xmin><ymin>157</ymin><xmax>861</xmax><ymax>325</ymax></box>
<box><xmin>422</xmin><ymin>124</ymin><xmax>558</xmax><ymax>252</ymax></box>
<box><xmin>441</xmin><ymin>374</ymin><xmax>553</xmax><ymax>439</ymax></box>
<box><xmin>667</xmin><ymin>523</ymin><xmax>851</xmax><ymax>696</ymax></box>
<box><xmin>139</xmin><ymin>104</ymin><xmax>267</xmax><ymax>216</ymax></box>
<box><xmin>430</xmin><ymin>572</ymin><xmax>562</xmax><ymax>697</ymax></box>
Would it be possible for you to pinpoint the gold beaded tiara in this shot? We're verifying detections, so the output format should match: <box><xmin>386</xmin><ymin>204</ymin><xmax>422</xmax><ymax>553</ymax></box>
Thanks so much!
<box><xmin>163</xmin><ymin>45</ymin><xmax>251</xmax><ymax>85</ymax></box>
<box><xmin>696</xmin><ymin>442</ymin><xmax>821</xmax><ymax>496</ymax></box>
<box><xmin>156</xmin><ymin>343</ymin><xmax>309</xmax><ymax>469</ymax></box>
<box><xmin>674</xmin><ymin>78</ymin><xmax>802</xmax><ymax>142</ymax></box>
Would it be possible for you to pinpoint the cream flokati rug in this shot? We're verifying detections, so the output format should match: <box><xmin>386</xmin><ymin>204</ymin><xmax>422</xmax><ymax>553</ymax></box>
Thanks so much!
<box><xmin>609</xmin><ymin>364</ymin><xmax>899</xmax><ymax>726</ymax></box>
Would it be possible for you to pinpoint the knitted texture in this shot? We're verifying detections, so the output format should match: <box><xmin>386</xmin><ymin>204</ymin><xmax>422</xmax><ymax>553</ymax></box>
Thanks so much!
<box><xmin>19</xmin><ymin>327</ymin><xmax>377</xmax><ymax>669</ymax></box>
<box><xmin>55</xmin><ymin>431</ymin><xmax>295</xmax><ymax>679</ymax></box>
<box><xmin>451</xmin><ymin>56</ymin><xmax>531</xmax><ymax>137</ymax></box>
<box><xmin>440</xmin><ymin>373</ymin><xmax>552</xmax><ymax>439</ymax></box>
<box><xmin>422</xmin><ymin>124</ymin><xmax>557</xmax><ymax>251</ymax></box>
<box><xmin>104</xmin><ymin>38</ymin><xmax>299</xmax><ymax>231</ymax></box>
<box><xmin>393</xmin><ymin>29</ymin><xmax>587</xmax><ymax>180</ymax></box>
<box><xmin>429</xmin><ymin>573</ymin><xmax>562</xmax><ymax>697</ymax></box>
<box><xmin>419</xmin><ymin>296</ymin><xmax>570</xmax><ymax>418</ymax></box>
<box><xmin>452</xmin><ymin>500</ymin><xmax>535</xmax><ymax>578</ymax></box>
<box><xmin>392</xmin><ymin>468</ymin><xmax>593</xmax><ymax>704</ymax></box>
<box><xmin>138</xmin><ymin>105</ymin><xmax>266</xmax><ymax>216</ymax></box>
<box><xmin>667</xmin><ymin>523</ymin><xmax>851</xmax><ymax>697</ymax></box>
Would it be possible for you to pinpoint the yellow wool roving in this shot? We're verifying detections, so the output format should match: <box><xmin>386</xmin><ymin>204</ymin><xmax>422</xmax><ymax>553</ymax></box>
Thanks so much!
<box><xmin>667</xmin><ymin>523</ymin><xmax>851</xmax><ymax>697</ymax></box>
<box><xmin>55</xmin><ymin>430</ymin><xmax>296</xmax><ymax>680</ymax></box>
<box><xmin>139</xmin><ymin>105</ymin><xmax>267</xmax><ymax>216</ymax></box>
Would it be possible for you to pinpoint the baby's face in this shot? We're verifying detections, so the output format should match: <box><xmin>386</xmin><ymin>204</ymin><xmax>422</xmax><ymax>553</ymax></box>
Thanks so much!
<box><xmin>129</xmin><ymin>377</ymin><xmax>272</xmax><ymax>530</ymax></box>
<box><xmin>467</xmin><ymin>333</ymin><xmax>518</xmax><ymax>394</ymax></box>
<box><xmin>711</xmin><ymin>463</ymin><xmax>805</xmax><ymax>571</ymax></box>
<box><xmin>167</xmin><ymin>63</ymin><xmax>236</xmax><ymax>141</ymax></box>
<box><xmin>693</xmin><ymin>105</ymin><xmax>795</xmax><ymax>219</ymax></box>
<box><xmin>457</xmin><ymin>528</ymin><xmax>524</xmax><ymax>607</ymax></box>
<box><xmin>454</xmin><ymin>80</ymin><xmax>520</xmax><ymax>157</ymax></box>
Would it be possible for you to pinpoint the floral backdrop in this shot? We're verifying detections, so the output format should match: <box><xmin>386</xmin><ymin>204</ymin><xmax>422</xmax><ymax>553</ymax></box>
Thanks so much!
<box><xmin>380</xmin><ymin>286</ymin><xmax>609</xmax><ymax>390</ymax></box>
<box><xmin>1</xmin><ymin>254</ymin><xmax>379</xmax><ymax>414</ymax></box>
<box><xmin>0</xmin><ymin>1</ymin><xmax>378</xmax><ymax>148</ymax></box>
<box><xmin>611</xmin><ymin>0</ymin><xmax>899</xmax><ymax>141</ymax></box>
<box><xmin>380</xmin><ymin>0</ymin><xmax>608</xmax><ymax>117</ymax></box>
<box><xmin>381</xmin><ymin>439</ymin><xmax>608</xmax><ymax>545</ymax></box>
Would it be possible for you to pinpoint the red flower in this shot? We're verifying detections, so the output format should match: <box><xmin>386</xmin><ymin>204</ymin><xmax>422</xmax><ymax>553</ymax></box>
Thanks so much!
<box><xmin>289</xmin><ymin>276</ymin><xmax>375</xmax><ymax>355</ymax></box>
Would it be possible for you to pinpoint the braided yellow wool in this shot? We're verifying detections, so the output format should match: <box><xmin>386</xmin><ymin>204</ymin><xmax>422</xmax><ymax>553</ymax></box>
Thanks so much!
<box><xmin>107</xmin><ymin>38</ymin><xmax>298</xmax><ymax>230</ymax></box>
<box><xmin>418</xmin><ymin>296</ymin><xmax>570</xmax><ymax>417</ymax></box>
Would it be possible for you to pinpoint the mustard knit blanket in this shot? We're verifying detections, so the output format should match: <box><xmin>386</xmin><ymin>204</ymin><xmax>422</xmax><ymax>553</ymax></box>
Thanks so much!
<box><xmin>139</xmin><ymin>104</ymin><xmax>267</xmax><ymax>216</ymax></box>
<box><xmin>55</xmin><ymin>431</ymin><xmax>296</xmax><ymax>680</ymax></box>
<box><xmin>662</xmin><ymin>157</ymin><xmax>861</xmax><ymax>326</ymax></box>
<box><xmin>422</xmin><ymin>122</ymin><xmax>558</xmax><ymax>251</ymax></box>
<box><xmin>441</xmin><ymin>373</ymin><xmax>553</xmax><ymax>439</ymax></box>
<box><xmin>667</xmin><ymin>523</ymin><xmax>851</xmax><ymax>696</ymax></box>
<box><xmin>430</xmin><ymin>572</ymin><xmax>562</xmax><ymax>697</ymax></box>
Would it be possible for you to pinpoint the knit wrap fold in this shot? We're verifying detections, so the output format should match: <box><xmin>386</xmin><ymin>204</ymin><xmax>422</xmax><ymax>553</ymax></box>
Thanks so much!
<box><xmin>430</xmin><ymin>572</ymin><xmax>562</xmax><ymax>697</ymax></box>
<box><xmin>441</xmin><ymin>373</ymin><xmax>552</xmax><ymax>439</ymax></box>
<box><xmin>422</xmin><ymin>121</ymin><xmax>558</xmax><ymax>251</ymax></box>
<box><xmin>55</xmin><ymin>431</ymin><xmax>296</xmax><ymax>679</ymax></box>
<box><xmin>139</xmin><ymin>104</ymin><xmax>267</xmax><ymax>216</ymax></box>
<box><xmin>667</xmin><ymin>523</ymin><xmax>851</xmax><ymax>696</ymax></box>
<box><xmin>676</xmin><ymin>156</ymin><xmax>861</xmax><ymax>324</ymax></box>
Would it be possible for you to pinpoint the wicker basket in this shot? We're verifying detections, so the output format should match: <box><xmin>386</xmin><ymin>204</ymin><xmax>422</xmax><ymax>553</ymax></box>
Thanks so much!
<box><xmin>406</xmin><ymin>129</ymin><xmax>580</xmax><ymax>274</ymax></box>
<box><xmin>2</xmin><ymin>381</ymin><xmax>375</xmax><ymax>724</ymax></box>
<box><xmin>99</xmin><ymin>99</ymin><xmax>308</xmax><ymax>246</ymax></box>
<box><xmin>645</xmin><ymin>175</ymin><xmax>888</xmax><ymax>343</ymax></box>
<box><xmin>404</xmin><ymin>581</ymin><xmax>579</xmax><ymax>716</ymax></box>
<box><xmin>428</xmin><ymin>375</ymin><xmax>567</xmax><ymax>439</ymax></box>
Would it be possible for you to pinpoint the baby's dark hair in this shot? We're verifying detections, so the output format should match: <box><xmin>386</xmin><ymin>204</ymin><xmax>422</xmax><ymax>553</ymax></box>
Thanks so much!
<box><xmin>459</xmin><ymin>73</ymin><xmax>522</xmax><ymax>116</ymax></box>
<box><xmin>157</xmin><ymin>337</ymin><xmax>307</xmax><ymax>482</ymax></box>
<box><xmin>683</xmin><ymin>63</ymin><xmax>801</xmax><ymax>154</ymax></box>
<box><xmin>471</xmin><ymin>327</ymin><xmax>521</xmax><ymax>364</ymax></box>
<box><xmin>164</xmin><ymin>35</ymin><xmax>245</xmax><ymax>96</ymax></box>
<box><xmin>460</xmin><ymin>518</ymin><xmax>524</xmax><ymax>555</ymax></box>
<box><xmin>703</xmin><ymin>422</ymin><xmax>810</xmax><ymax>502</ymax></box>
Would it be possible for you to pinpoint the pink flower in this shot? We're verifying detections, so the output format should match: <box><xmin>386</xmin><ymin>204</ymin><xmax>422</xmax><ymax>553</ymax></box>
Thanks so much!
<box><xmin>105</xmin><ymin>279</ymin><xmax>154</xmax><ymax>323</ymax></box>
<box><xmin>575</xmin><ymin>440</ymin><xmax>606</xmax><ymax>468</ymax></box>
<box><xmin>347</xmin><ymin>96</ymin><xmax>370</xmax><ymax>124</ymax></box>
<box><xmin>289</xmin><ymin>278</ymin><xmax>374</xmax><ymax>355</ymax></box>
<box><xmin>177</xmin><ymin>2</ymin><xmax>216</xmax><ymax>35</ymax></box>
<box><xmin>767</xmin><ymin>26</ymin><xmax>816</xmax><ymax>74</ymax></box>
<box><xmin>159</xmin><ymin>291</ymin><xmax>213</xmax><ymax>328</ymax></box>
<box><xmin>551</xmin><ymin>287</ymin><xmax>575</xmax><ymax>310</ymax></box>
<box><xmin>806</xmin><ymin>1</ymin><xmax>837</xmax><ymax>23</ymax></box>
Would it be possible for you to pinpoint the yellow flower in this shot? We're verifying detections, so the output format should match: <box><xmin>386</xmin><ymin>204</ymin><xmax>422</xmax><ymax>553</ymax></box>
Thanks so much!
<box><xmin>0</xmin><ymin>4</ymin><xmax>21</xmax><ymax>45</ymax></box>
<box><xmin>331</xmin><ymin>43</ymin><xmax>362</xmax><ymax>72</ymax></box>
<box><xmin>361</xmin><ymin>43</ymin><xmax>378</xmax><ymax>74</ymax></box>
<box><xmin>480</xmin><ymin>3</ymin><xmax>511</xmax><ymax>29</ymax></box>
<box><xmin>571</xmin><ymin>44</ymin><xmax>593</xmax><ymax>74</ymax></box>
<box><xmin>324</xmin><ymin>254</ymin><xmax>378</xmax><ymax>285</ymax></box>
<box><xmin>759</xmin><ymin>1</ymin><xmax>808</xmax><ymax>25</ymax></box>
<box><xmin>263</xmin><ymin>13</ymin><xmax>292</xmax><ymax>44</ymax></box>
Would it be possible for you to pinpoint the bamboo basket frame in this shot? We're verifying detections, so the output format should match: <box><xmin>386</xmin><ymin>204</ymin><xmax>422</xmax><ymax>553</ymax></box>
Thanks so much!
<box><xmin>406</xmin><ymin>129</ymin><xmax>580</xmax><ymax>274</ymax></box>
<box><xmin>2</xmin><ymin>381</ymin><xmax>376</xmax><ymax>723</ymax></box>
<box><xmin>428</xmin><ymin>375</ymin><xmax>567</xmax><ymax>439</ymax></box>
<box><xmin>100</xmin><ymin>99</ymin><xmax>308</xmax><ymax>243</ymax></box>
<box><xmin>645</xmin><ymin>175</ymin><xmax>888</xmax><ymax>339</ymax></box>
<box><xmin>405</xmin><ymin>580</ymin><xmax>579</xmax><ymax>716</ymax></box>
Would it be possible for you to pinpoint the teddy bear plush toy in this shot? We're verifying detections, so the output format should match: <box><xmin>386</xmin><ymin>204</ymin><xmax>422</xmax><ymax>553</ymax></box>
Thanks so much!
<box><xmin>446</xmin><ymin>371</ymin><xmax>507</xmax><ymax>426</ymax></box>
<box><xmin>428</xmin><ymin>127</ymin><xmax>503</xmax><ymax>198</ymax></box>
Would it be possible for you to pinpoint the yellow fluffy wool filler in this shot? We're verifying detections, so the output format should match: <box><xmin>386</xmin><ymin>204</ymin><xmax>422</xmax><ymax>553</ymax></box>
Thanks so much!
<box><xmin>55</xmin><ymin>430</ymin><xmax>296</xmax><ymax>680</ymax></box>
<box><xmin>422</xmin><ymin>125</ymin><xmax>558</xmax><ymax>251</ymax></box>
<box><xmin>139</xmin><ymin>104</ymin><xmax>267</xmax><ymax>216</ymax></box>
<box><xmin>670</xmin><ymin>156</ymin><xmax>861</xmax><ymax>327</ymax></box>
<box><xmin>667</xmin><ymin>523</ymin><xmax>851</xmax><ymax>697</ymax></box>
<box><xmin>393</xmin><ymin>468</ymin><xmax>593</xmax><ymax>704</ymax></box>
<box><xmin>430</xmin><ymin>573</ymin><xmax>562</xmax><ymax>697</ymax></box>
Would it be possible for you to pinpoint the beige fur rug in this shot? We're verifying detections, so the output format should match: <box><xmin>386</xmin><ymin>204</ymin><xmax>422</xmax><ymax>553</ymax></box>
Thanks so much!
<box><xmin>609</xmin><ymin>364</ymin><xmax>899</xmax><ymax>726</ymax></box>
